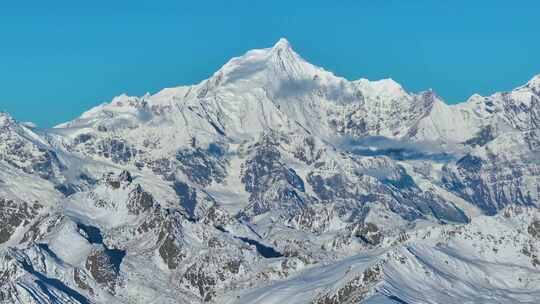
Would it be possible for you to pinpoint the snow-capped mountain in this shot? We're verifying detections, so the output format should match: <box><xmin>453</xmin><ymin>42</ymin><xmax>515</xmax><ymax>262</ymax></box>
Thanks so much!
<box><xmin>1</xmin><ymin>39</ymin><xmax>539</xmax><ymax>304</ymax></box>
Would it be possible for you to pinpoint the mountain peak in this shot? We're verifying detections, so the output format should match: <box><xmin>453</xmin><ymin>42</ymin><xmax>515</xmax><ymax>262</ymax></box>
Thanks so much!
<box><xmin>210</xmin><ymin>37</ymin><xmax>314</xmax><ymax>86</ymax></box>
<box><xmin>268</xmin><ymin>37</ymin><xmax>299</xmax><ymax>63</ymax></box>
<box><xmin>272</xmin><ymin>38</ymin><xmax>292</xmax><ymax>51</ymax></box>
<box><xmin>0</xmin><ymin>111</ymin><xmax>15</xmax><ymax>128</ymax></box>
<box><xmin>265</xmin><ymin>38</ymin><xmax>317</xmax><ymax>80</ymax></box>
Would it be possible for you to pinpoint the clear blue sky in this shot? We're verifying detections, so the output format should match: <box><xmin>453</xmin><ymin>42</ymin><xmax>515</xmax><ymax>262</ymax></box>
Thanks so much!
<box><xmin>1</xmin><ymin>1</ymin><xmax>539</xmax><ymax>127</ymax></box>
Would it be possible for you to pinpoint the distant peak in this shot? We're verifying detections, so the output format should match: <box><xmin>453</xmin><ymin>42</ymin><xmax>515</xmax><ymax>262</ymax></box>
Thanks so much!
<box><xmin>272</xmin><ymin>38</ymin><xmax>292</xmax><ymax>51</ymax></box>
<box><xmin>526</xmin><ymin>74</ymin><xmax>540</xmax><ymax>89</ymax></box>
<box><xmin>211</xmin><ymin>37</ymin><xmax>313</xmax><ymax>85</ymax></box>
<box><xmin>464</xmin><ymin>93</ymin><xmax>485</xmax><ymax>105</ymax></box>
<box><xmin>354</xmin><ymin>78</ymin><xmax>407</xmax><ymax>100</ymax></box>
<box><xmin>0</xmin><ymin>111</ymin><xmax>16</xmax><ymax>128</ymax></box>
<box><xmin>0</xmin><ymin>111</ymin><xmax>13</xmax><ymax>120</ymax></box>
<box><xmin>269</xmin><ymin>38</ymin><xmax>297</xmax><ymax>60</ymax></box>
<box><xmin>372</xmin><ymin>78</ymin><xmax>402</xmax><ymax>89</ymax></box>
<box><xmin>266</xmin><ymin>38</ymin><xmax>311</xmax><ymax>78</ymax></box>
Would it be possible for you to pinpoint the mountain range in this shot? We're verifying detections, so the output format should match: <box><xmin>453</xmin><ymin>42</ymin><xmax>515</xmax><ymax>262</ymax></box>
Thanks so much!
<box><xmin>0</xmin><ymin>38</ymin><xmax>539</xmax><ymax>303</ymax></box>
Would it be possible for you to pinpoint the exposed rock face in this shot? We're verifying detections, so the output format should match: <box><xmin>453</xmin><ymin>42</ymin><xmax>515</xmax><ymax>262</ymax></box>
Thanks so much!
<box><xmin>354</xmin><ymin>223</ymin><xmax>382</xmax><ymax>246</ymax></box>
<box><xmin>176</xmin><ymin>147</ymin><xmax>227</xmax><ymax>187</ymax></box>
<box><xmin>240</xmin><ymin>133</ymin><xmax>309</xmax><ymax>218</ymax></box>
<box><xmin>0</xmin><ymin>199</ymin><xmax>41</xmax><ymax>244</ymax></box>
<box><xmin>182</xmin><ymin>262</ymin><xmax>217</xmax><ymax>301</ymax></box>
<box><xmin>73</xmin><ymin>268</ymin><xmax>94</xmax><ymax>296</ymax></box>
<box><xmin>84</xmin><ymin>137</ymin><xmax>139</xmax><ymax>164</ymax></box>
<box><xmin>85</xmin><ymin>248</ymin><xmax>121</xmax><ymax>292</ymax></box>
<box><xmin>19</xmin><ymin>213</ymin><xmax>64</xmax><ymax>245</ymax></box>
<box><xmin>442</xmin><ymin>133</ymin><xmax>540</xmax><ymax>215</ymax></box>
<box><xmin>126</xmin><ymin>185</ymin><xmax>155</xmax><ymax>215</ymax></box>
<box><xmin>0</xmin><ymin>114</ymin><xmax>64</xmax><ymax>180</ymax></box>
<box><xmin>105</xmin><ymin>170</ymin><xmax>133</xmax><ymax>189</ymax></box>
<box><xmin>311</xmin><ymin>263</ymin><xmax>383</xmax><ymax>304</ymax></box>
<box><xmin>157</xmin><ymin>216</ymin><xmax>186</xmax><ymax>270</ymax></box>
<box><xmin>528</xmin><ymin>220</ymin><xmax>540</xmax><ymax>239</ymax></box>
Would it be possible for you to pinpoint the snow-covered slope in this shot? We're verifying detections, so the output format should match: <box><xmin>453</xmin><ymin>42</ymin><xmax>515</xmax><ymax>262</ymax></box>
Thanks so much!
<box><xmin>224</xmin><ymin>206</ymin><xmax>540</xmax><ymax>304</ymax></box>
<box><xmin>1</xmin><ymin>39</ymin><xmax>540</xmax><ymax>303</ymax></box>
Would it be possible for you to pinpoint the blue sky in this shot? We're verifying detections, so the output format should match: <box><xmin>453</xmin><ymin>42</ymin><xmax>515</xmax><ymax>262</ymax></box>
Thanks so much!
<box><xmin>1</xmin><ymin>1</ymin><xmax>539</xmax><ymax>127</ymax></box>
